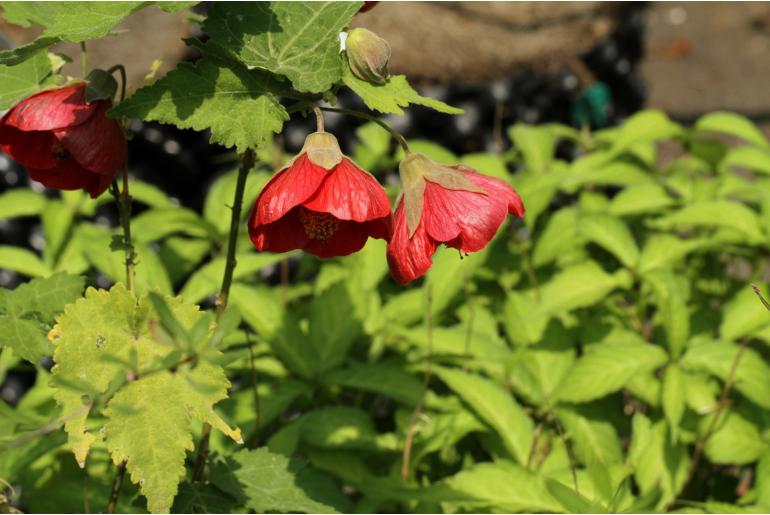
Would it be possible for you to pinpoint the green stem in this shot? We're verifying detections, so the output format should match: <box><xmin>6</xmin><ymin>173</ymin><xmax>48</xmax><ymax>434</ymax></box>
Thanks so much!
<box><xmin>318</xmin><ymin>106</ymin><xmax>410</xmax><ymax>153</ymax></box>
<box><xmin>193</xmin><ymin>149</ymin><xmax>255</xmax><ymax>481</ymax></box>
<box><xmin>111</xmin><ymin>168</ymin><xmax>136</xmax><ymax>293</ymax></box>
<box><xmin>80</xmin><ymin>42</ymin><xmax>88</xmax><ymax>77</ymax></box>
<box><xmin>105</xmin><ymin>462</ymin><xmax>126</xmax><ymax>514</ymax></box>
<box><xmin>106</xmin><ymin>64</ymin><xmax>127</xmax><ymax>103</ymax></box>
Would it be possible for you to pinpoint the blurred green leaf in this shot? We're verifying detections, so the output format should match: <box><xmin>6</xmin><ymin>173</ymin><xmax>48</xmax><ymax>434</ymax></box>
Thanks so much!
<box><xmin>695</xmin><ymin>111</ymin><xmax>770</xmax><ymax>149</ymax></box>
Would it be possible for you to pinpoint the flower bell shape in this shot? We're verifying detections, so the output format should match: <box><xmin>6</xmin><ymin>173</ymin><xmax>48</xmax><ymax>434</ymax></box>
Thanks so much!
<box><xmin>346</xmin><ymin>28</ymin><xmax>391</xmax><ymax>84</ymax></box>
<box><xmin>0</xmin><ymin>82</ymin><xmax>126</xmax><ymax>198</ymax></box>
<box><xmin>248</xmin><ymin>131</ymin><xmax>392</xmax><ymax>258</ymax></box>
<box><xmin>387</xmin><ymin>153</ymin><xmax>525</xmax><ymax>284</ymax></box>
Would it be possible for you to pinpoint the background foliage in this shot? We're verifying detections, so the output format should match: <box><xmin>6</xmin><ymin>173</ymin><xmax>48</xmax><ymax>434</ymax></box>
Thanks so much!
<box><xmin>0</xmin><ymin>2</ymin><xmax>769</xmax><ymax>514</ymax></box>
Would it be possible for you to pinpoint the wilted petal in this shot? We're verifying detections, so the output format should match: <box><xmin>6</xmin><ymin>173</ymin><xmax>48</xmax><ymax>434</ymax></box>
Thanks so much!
<box><xmin>302</xmin><ymin>157</ymin><xmax>391</xmax><ymax>222</ymax></box>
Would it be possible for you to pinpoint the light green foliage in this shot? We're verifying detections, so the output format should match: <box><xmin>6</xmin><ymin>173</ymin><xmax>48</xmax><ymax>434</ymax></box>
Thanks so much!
<box><xmin>50</xmin><ymin>284</ymin><xmax>240</xmax><ymax>513</ymax></box>
<box><xmin>343</xmin><ymin>66</ymin><xmax>462</xmax><ymax>115</ymax></box>
<box><xmin>110</xmin><ymin>56</ymin><xmax>288</xmax><ymax>152</ymax></box>
<box><xmin>0</xmin><ymin>50</ymin><xmax>59</xmax><ymax>109</ymax></box>
<box><xmin>204</xmin><ymin>2</ymin><xmax>361</xmax><ymax>93</ymax></box>
<box><xmin>0</xmin><ymin>272</ymin><xmax>84</xmax><ymax>363</ymax></box>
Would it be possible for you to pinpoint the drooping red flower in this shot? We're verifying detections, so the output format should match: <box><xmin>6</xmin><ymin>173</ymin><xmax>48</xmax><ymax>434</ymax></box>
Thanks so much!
<box><xmin>248</xmin><ymin>131</ymin><xmax>392</xmax><ymax>258</ymax></box>
<box><xmin>387</xmin><ymin>152</ymin><xmax>525</xmax><ymax>284</ymax></box>
<box><xmin>0</xmin><ymin>83</ymin><xmax>126</xmax><ymax>198</ymax></box>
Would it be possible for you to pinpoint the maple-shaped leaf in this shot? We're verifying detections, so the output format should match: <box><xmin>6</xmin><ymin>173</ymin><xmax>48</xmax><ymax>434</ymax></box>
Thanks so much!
<box><xmin>342</xmin><ymin>65</ymin><xmax>462</xmax><ymax>115</ymax></box>
<box><xmin>110</xmin><ymin>55</ymin><xmax>288</xmax><ymax>152</ymax></box>
<box><xmin>50</xmin><ymin>284</ymin><xmax>241</xmax><ymax>513</ymax></box>
<box><xmin>203</xmin><ymin>2</ymin><xmax>361</xmax><ymax>92</ymax></box>
<box><xmin>0</xmin><ymin>272</ymin><xmax>84</xmax><ymax>363</ymax></box>
<box><xmin>0</xmin><ymin>50</ymin><xmax>60</xmax><ymax>109</ymax></box>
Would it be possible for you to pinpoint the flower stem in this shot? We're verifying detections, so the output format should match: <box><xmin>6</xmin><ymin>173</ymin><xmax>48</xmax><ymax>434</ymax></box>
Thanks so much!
<box><xmin>313</xmin><ymin>106</ymin><xmax>324</xmax><ymax>132</ymax></box>
<box><xmin>106</xmin><ymin>64</ymin><xmax>127</xmax><ymax>103</ymax></box>
<box><xmin>80</xmin><ymin>42</ymin><xmax>88</xmax><ymax>77</ymax></box>
<box><xmin>318</xmin><ymin>106</ymin><xmax>410</xmax><ymax>153</ymax></box>
<box><xmin>193</xmin><ymin>149</ymin><xmax>255</xmax><ymax>482</ymax></box>
<box><xmin>111</xmin><ymin>168</ymin><xmax>136</xmax><ymax>294</ymax></box>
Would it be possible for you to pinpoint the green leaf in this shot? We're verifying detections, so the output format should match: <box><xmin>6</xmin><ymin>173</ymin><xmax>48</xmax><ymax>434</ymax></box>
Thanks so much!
<box><xmin>703</xmin><ymin>410</ymin><xmax>767</xmax><ymax>465</ymax></box>
<box><xmin>608</xmin><ymin>182</ymin><xmax>675</xmax><ymax>216</ymax></box>
<box><xmin>308</xmin><ymin>282</ymin><xmax>362</xmax><ymax>373</ymax></box>
<box><xmin>682</xmin><ymin>339</ymin><xmax>770</xmax><ymax>410</ymax></box>
<box><xmin>555</xmin><ymin>406</ymin><xmax>623</xmax><ymax>465</ymax></box>
<box><xmin>563</xmin><ymin>156</ymin><xmax>649</xmax><ymax>193</ymax></box>
<box><xmin>426</xmin><ymin>245</ymin><xmax>489</xmax><ymax>318</ymax></box>
<box><xmin>554</xmin><ymin>341</ymin><xmax>668</xmax><ymax>403</ymax></box>
<box><xmin>508</xmin><ymin>124</ymin><xmax>557</xmax><ymax>173</ymax></box>
<box><xmin>131</xmin><ymin>207</ymin><xmax>218</xmax><ymax>243</ymax></box>
<box><xmin>609</xmin><ymin>110</ymin><xmax>683</xmax><ymax>155</ymax></box>
<box><xmin>514</xmin><ymin>166</ymin><xmax>567</xmax><ymax>227</ymax></box>
<box><xmin>719</xmin><ymin>145</ymin><xmax>770</xmax><ymax>176</ymax></box>
<box><xmin>695</xmin><ymin>111</ymin><xmax>770</xmax><ymax>149</ymax></box>
<box><xmin>649</xmin><ymin>200</ymin><xmax>765</xmax><ymax>244</ymax></box>
<box><xmin>110</xmin><ymin>56</ymin><xmax>288</xmax><ymax>152</ymax></box>
<box><xmin>578</xmin><ymin>212</ymin><xmax>639</xmax><ymax>268</ymax></box>
<box><xmin>298</xmin><ymin>406</ymin><xmax>390</xmax><ymax>452</ymax></box>
<box><xmin>0</xmin><ymin>49</ymin><xmax>57</xmax><ymax>109</ymax></box>
<box><xmin>0</xmin><ymin>2</ymin><xmax>146</xmax><ymax>63</ymax></box>
<box><xmin>0</xmin><ymin>189</ymin><xmax>47</xmax><ymax>220</ymax></box>
<box><xmin>323</xmin><ymin>360</ymin><xmax>423</xmax><ymax>405</ymax></box>
<box><xmin>757</xmin><ymin>450</ymin><xmax>770</xmax><ymax>509</ymax></box>
<box><xmin>543</xmin><ymin>477</ymin><xmax>607</xmax><ymax>514</ymax></box>
<box><xmin>532</xmin><ymin>207</ymin><xmax>583</xmax><ymax>267</ymax></box>
<box><xmin>343</xmin><ymin>66</ymin><xmax>462</xmax><ymax>115</ymax></box>
<box><xmin>0</xmin><ymin>246</ymin><xmax>51</xmax><ymax>277</ymax></box>
<box><xmin>637</xmin><ymin>233</ymin><xmax>707</xmax><ymax>274</ymax></box>
<box><xmin>210</xmin><ymin>447</ymin><xmax>337</xmax><ymax>513</ymax></box>
<box><xmin>50</xmin><ymin>284</ymin><xmax>241</xmax><ymax>510</ymax></box>
<box><xmin>102</xmin><ymin>372</ymin><xmax>196</xmax><ymax>514</ymax></box>
<box><xmin>662</xmin><ymin>364</ymin><xmax>686</xmax><ymax>441</ymax></box>
<box><xmin>628</xmin><ymin>414</ymin><xmax>690</xmax><ymax>508</ymax></box>
<box><xmin>2</xmin><ymin>271</ymin><xmax>85</xmax><ymax>321</ymax></box>
<box><xmin>644</xmin><ymin>269</ymin><xmax>690</xmax><ymax>357</ymax></box>
<box><xmin>433</xmin><ymin>366</ymin><xmax>533</xmax><ymax>464</ymax></box>
<box><xmin>439</xmin><ymin>461</ymin><xmax>562</xmax><ymax>513</ymax></box>
<box><xmin>720</xmin><ymin>285</ymin><xmax>770</xmax><ymax>342</ymax></box>
<box><xmin>181</xmin><ymin>251</ymin><xmax>295</xmax><ymax>305</ymax></box>
<box><xmin>204</xmin><ymin>2</ymin><xmax>360</xmax><ymax>93</ymax></box>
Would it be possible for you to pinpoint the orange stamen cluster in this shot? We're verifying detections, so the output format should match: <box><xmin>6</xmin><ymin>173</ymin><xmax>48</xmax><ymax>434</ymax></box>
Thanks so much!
<box><xmin>299</xmin><ymin>207</ymin><xmax>339</xmax><ymax>240</ymax></box>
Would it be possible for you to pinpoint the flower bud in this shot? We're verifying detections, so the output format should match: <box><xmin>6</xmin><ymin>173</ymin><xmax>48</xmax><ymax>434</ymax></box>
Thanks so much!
<box><xmin>346</xmin><ymin>27</ymin><xmax>390</xmax><ymax>85</ymax></box>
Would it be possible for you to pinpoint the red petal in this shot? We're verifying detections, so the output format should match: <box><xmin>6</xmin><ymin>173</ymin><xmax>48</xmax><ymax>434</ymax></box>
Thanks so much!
<box><xmin>422</xmin><ymin>168</ymin><xmax>522</xmax><ymax>253</ymax></box>
<box><xmin>253</xmin><ymin>154</ymin><xmax>327</xmax><ymax>225</ymax></box>
<box><xmin>303</xmin><ymin>219</ymin><xmax>371</xmax><ymax>258</ymax></box>
<box><xmin>248</xmin><ymin>207</ymin><xmax>310</xmax><ymax>253</ymax></box>
<box><xmin>0</xmin><ymin>126</ymin><xmax>58</xmax><ymax>169</ymax></box>
<box><xmin>55</xmin><ymin>101</ymin><xmax>126</xmax><ymax>176</ymax></box>
<box><xmin>27</xmin><ymin>160</ymin><xmax>102</xmax><ymax>192</ymax></box>
<box><xmin>458</xmin><ymin>166</ymin><xmax>526</xmax><ymax>218</ymax></box>
<box><xmin>302</xmin><ymin>157</ymin><xmax>391</xmax><ymax>222</ymax></box>
<box><xmin>386</xmin><ymin>199</ymin><xmax>438</xmax><ymax>284</ymax></box>
<box><xmin>1</xmin><ymin>84</ymin><xmax>96</xmax><ymax>131</ymax></box>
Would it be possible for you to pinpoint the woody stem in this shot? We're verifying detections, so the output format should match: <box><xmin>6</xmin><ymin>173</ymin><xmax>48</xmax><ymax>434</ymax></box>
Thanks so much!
<box><xmin>313</xmin><ymin>106</ymin><xmax>324</xmax><ymax>132</ymax></box>
<box><xmin>318</xmin><ymin>106</ymin><xmax>410</xmax><ymax>153</ymax></box>
<box><xmin>192</xmin><ymin>149</ymin><xmax>255</xmax><ymax>482</ymax></box>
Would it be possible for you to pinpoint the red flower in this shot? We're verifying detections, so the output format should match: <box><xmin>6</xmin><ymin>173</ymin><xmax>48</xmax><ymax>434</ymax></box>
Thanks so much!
<box><xmin>248</xmin><ymin>131</ymin><xmax>392</xmax><ymax>258</ymax></box>
<box><xmin>0</xmin><ymin>83</ymin><xmax>126</xmax><ymax>198</ymax></box>
<box><xmin>387</xmin><ymin>153</ymin><xmax>525</xmax><ymax>284</ymax></box>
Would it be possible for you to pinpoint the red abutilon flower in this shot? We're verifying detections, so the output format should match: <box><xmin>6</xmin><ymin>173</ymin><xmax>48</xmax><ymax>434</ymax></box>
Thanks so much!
<box><xmin>387</xmin><ymin>152</ymin><xmax>525</xmax><ymax>284</ymax></box>
<box><xmin>0</xmin><ymin>82</ymin><xmax>126</xmax><ymax>198</ymax></box>
<box><xmin>248</xmin><ymin>131</ymin><xmax>392</xmax><ymax>258</ymax></box>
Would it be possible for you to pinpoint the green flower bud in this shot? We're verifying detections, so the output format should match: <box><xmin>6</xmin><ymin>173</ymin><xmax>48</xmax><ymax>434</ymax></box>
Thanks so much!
<box><xmin>346</xmin><ymin>27</ymin><xmax>391</xmax><ymax>85</ymax></box>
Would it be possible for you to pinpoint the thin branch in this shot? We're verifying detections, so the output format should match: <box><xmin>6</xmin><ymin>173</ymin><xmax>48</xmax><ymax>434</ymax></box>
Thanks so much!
<box><xmin>106</xmin><ymin>462</ymin><xmax>126</xmax><ymax>514</ymax></box>
<box><xmin>667</xmin><ymin>337</ymin><xmax>750</xmax><ymax>510</ymax></box>
<box><xmin>401</xmin><ymin>285</ymin><xmax>433</xmax><ymax>481</ymax></box>
<box><xmin>318</xmin><ymin>106</ymin><xmax>410</xmax><ymax>153</ymax></box>
<box><xmin>80</xmin><ymin>42</ymin><xmax>88</xmax><ymax>77</ymax></box>
<box><xmin>194</xmin><ymin>149</ymin><xmax>255</xmax><ymax>481</ymax></box>
<box><xmin>554</xmin><ymin>419</ymin><xmax>579</xmax><ymax>494</ymax></box>
<box><xmin>313</xmin><ymin>106</ymin><xmax>324</xmax><ymax>132</ymax></box>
